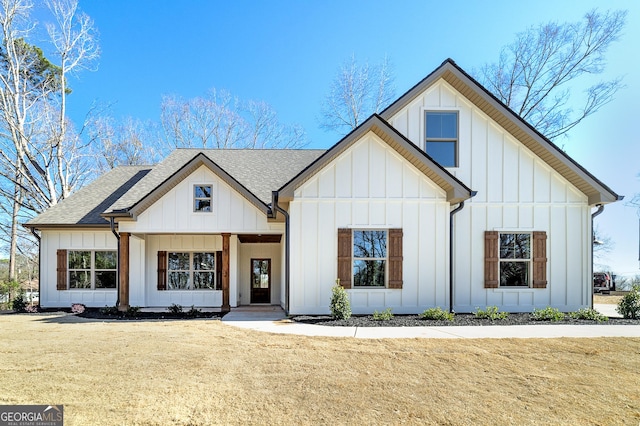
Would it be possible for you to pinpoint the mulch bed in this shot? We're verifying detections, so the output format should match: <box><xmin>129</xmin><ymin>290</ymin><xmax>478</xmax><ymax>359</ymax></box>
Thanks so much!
<box><xmin>292</xmin><ymin>313</ymin><xmax>640</xmax><ymax>327</ymax></box>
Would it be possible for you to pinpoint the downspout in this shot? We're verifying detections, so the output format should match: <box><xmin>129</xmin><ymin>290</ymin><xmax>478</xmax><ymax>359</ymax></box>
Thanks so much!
<box><xmin>591</xmin><ymin>204</ymin><xmax>604</xmax><ymax>308</ymax></box>
<box><xmin>29</xmin><ymin>228</ymin><xmax>41</xmax><ymax>306</ymax></box>
<box><xmin>270</xmin><ymin>191</ymin><xmax>290</xmax><ymax>315</ymax></box>
<box><xmin>449</xmin><ymin>192</ymin><xmax>476</xmax><ymax>314</ymax></box>
<box><xmin>110</xmin><ymin>217</ymin><xmax>121</xmax><ymax>309</ymax></box>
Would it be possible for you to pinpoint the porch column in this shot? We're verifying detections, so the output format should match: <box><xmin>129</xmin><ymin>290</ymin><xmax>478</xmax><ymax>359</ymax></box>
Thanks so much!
<box><xmin>118</xmin><ymin>232</ymin><xmax>130</xmax><ymax>311</ymax></box>
<box><xmin>221</xmin><ymin>233</ymin><xmax>231</xmax><ymax>313</ymax></box>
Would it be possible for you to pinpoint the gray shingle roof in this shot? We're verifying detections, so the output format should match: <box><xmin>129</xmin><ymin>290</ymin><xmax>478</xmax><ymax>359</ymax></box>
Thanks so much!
<box><xmin>26</xmin><ymin>149</ymin><xmax>325</xmax><ymax>227</ymax></box>
<box><xmin>25</xmin><ymin>166</ymin><xmax>152</xmax><ymax>227</ymax></box>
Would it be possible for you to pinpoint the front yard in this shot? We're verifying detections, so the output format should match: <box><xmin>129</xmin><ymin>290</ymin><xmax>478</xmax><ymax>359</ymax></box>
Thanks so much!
<box><xmin>1</xmin><ymin>313</ymin><xmax>639</xmax><ymax>425</ymax></box>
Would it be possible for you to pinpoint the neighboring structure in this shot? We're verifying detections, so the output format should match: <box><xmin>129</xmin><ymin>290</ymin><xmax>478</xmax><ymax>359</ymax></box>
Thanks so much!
<box><xmin>25</xmin><ymin>59</ymin><xmax>621</xmax><ymax>314</ymax></box>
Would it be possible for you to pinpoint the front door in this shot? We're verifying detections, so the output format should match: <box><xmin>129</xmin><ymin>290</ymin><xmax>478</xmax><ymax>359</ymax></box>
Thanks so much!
<box><xmin>251</xmin><ymin>259</ymin><xmax>271</xmax><ymax>304</ymax></box>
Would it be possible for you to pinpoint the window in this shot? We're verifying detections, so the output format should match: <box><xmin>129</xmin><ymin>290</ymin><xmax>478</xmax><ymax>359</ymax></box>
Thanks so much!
<box><xmin>338</xmin><ymin>228</ymin><xmax>403</xmax><ymax>289</ymax></box>
<box><xmin>425</xmin><ymin>111</ymin><xmax>458</xmax><ymax>167</ymax></box>
<box><xmin>484</xmin><ymin>231</ymin><xmax>547</xmax><ymax>289</ymax></box>
<box><xmin>499</xmin><ymin>233</ymin><xmax>531</xmax><ymax>287</ymax></box>
<box><xmin>67</xmin><ymin>250</ymin><xmax>117</xmax><ymax>290</ymax></box>
<box><xmin>194</xmin><ymin>185</ymin><xmax>212</xmax><ymax>212</ymax></box>
<box><xmin>167</xmin><ymin>252</ymin><xmax>217</xmax><ymax>290</ymax></box>
<box><xmin>353</xmin><ymin>230</ymin><xmax>387</xmax><ymax>287</ymax></box>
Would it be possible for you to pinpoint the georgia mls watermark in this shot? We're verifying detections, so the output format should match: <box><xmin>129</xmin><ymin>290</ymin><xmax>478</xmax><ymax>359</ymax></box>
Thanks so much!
<box><xmin>0</xmin><ymin>405</ymin><xmax>63</xmax><ymax>426</ymax></box>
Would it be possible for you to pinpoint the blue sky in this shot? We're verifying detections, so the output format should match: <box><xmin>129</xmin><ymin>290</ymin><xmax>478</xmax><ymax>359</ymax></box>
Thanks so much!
<box><xmin>43</xmin><ymin>0</ymin><xmax>640</xmax><ymax>277</ymax></box>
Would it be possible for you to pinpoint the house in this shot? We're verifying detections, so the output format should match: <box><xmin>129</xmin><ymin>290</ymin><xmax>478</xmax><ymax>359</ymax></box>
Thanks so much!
<box><xmin>25</xmin><ymin>59</ymin><xmax>621</xmax><ymax>314</ymax></box>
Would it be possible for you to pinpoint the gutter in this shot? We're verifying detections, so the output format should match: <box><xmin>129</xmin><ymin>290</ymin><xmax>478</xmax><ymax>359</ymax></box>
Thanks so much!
<box><xmin>29</xmin><ymin>228</ymin><xmax>41</xmax><ymax>307</ymax></box>
<box><xmin>591</xmin><ymin>204</ymin><xmax>605</xmax><ymax>308</ymax></box>
<box><xmin>110</xmin><ymin>217</ymin><xmax>121</xmax><ymax>309</ymax></box>
<box><xmin>270</xmin><ymin>191</ymin><xmax>290</xmax><ymax>315</ymax></box>
<box><xmin>449</xmin><ymin>192</ymin><xmax>476</xmax><ymax>313</ymax></box>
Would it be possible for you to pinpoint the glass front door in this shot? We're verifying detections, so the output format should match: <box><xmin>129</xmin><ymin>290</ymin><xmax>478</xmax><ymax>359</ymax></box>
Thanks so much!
<box><xmin>251</xmin><ymin>259</ymin><xmax>271</xmax><ymax>304</ymax></box>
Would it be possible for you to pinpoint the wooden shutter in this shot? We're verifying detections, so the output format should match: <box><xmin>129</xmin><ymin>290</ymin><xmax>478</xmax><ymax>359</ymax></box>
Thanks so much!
<box><xmin>157</xmin><ymin>251</ymin><xmax>167</xmax><ymax>291</ymax></box>
<box><xmin>216</xmin><ymin>251</ymin><xmax>222</xmax><ymax>291</ymax></box>
<box><xmin>484</xmin><ymin>231</ymin><xmax>499</xmax><ymax>288</ymax></box>
<box><xmin>532</xmin><ymin>231</ymin><xmax>547</xmax><ymax>288</ymax></box>
<box><xmin>388</xmin><ymin>228</ymin><xmax>403</xmax><ymax>289</ymax></box>
<box><xmin>337</xmin><ymin>229</ymin><xmax>352</xmax><ymax>289</ymax></box>
<box><xmin>56</xmin><ymin>249</ymin><xmax>67</xmax><ymax>290</ymax></box>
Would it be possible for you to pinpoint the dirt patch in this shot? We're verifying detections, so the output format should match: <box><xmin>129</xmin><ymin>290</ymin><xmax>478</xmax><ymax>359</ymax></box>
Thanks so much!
<box><xmin>0</xmin><ymin>313</ymin><xmax>639</xmax><ymax>425</ymax></box>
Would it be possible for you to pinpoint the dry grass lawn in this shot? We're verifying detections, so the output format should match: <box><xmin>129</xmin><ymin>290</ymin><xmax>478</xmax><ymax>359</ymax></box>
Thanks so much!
<box><xmin>1</xmin><ymin>314</ymin><xmax>639</xmax><ymax>425</ymax></box>
<box><xmin>594</xmin><ymin>294</ymin><xmax>624</xmax><ymax>305</ymax></box>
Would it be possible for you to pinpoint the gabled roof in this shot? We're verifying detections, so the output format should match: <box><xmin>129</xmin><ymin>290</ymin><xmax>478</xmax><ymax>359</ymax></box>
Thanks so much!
<box><xmin>25</xmin><ymin>149</ymin><xmax>324</xmax><ymax>228</ymax></box>
<box><xmin>381</xmin><ymin>58</ymin><xmax>620</xmax><ymax>205</ymax></box>
<box><xmin>278</xmin><ymin>114</ymin><xmax>474</xmax><ymax>204</ymax></box>
<box><xmin>24</xmin><ymin>166</ymin><xmax>152</xmax><ymax>228</ymax></box>
<box><xmin>105</xmin><ymin>149</ymin><xmax>323</xmax><ymax>219</ymax></box>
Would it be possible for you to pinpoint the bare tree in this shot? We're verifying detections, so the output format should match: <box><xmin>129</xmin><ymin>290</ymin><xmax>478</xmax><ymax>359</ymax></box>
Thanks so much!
<box><xmin>160</xmin><ymin>89</ymin><xmax>307</xmax><ymax>150</ymax></box>
<box><xmin>320</xmin><ymin>55</ymin><xmax>395</xmax><ymax>134</ymax></box>
<box><xmin>0</xmin><ymin>0</ymin><xmax>98</xmax><ymax>280</ymax></box>
<box><xmin>89</xmin><ymin>116</ymin><xmax>158</xmax><ymax>172</ymax></box>
<box><xmin>477</xmin><ymin>9</ymin><xmax>627</xmax><ymax>140</ymax></box>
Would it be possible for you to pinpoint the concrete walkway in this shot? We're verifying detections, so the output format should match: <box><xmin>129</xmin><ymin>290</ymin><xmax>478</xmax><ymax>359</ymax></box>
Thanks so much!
<box><xmin>221</xmin><ymin>305</ymin><xmax>640</xmax><ymax>339</ymax></box>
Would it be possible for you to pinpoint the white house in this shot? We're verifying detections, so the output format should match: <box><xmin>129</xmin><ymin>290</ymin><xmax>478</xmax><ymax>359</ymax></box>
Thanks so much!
<box><xmin>25</xmin><ymin>59</ymin><xmax>620</xmax><ymax>314</ymax></box>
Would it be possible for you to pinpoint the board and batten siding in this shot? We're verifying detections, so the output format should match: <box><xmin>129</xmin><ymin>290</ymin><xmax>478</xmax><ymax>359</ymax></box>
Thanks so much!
<box><xmin>388</xmin><ymin>79</ymin><xmax>591</xmax><ymax>312</ymax></box>
<box><xmin>39</xmin><ymin>230</ymin><xmax>119</xmax><ymax>308</ymax></box>
<box><xmin>288</xmin><ymin>132</ymin><xmax>451</xmax><ymax>315</ymax></box>
<box><xmin>118</xmin><ymin>165</ymin><xmax>278</xmax><ymax>235</ymax></box>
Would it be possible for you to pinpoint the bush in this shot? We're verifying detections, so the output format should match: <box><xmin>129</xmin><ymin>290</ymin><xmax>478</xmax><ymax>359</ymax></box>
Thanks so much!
<box><xmin>372</xmin><ymin>308</ymin><xmax>393</xmax><ymax>321</ymax></box>
<box><xmin>186</xmin><ymin>305</ymin><xmax>202</xmax><ymax>318</ymax></box>
<box><xmin>24</xmin><ymin>304</ymin><xmax>39</xmax><ymax>313</ymax></box>
<box><xmin>124</xmin><ymin>306</ymin><xmax>140</xmax><ymax>317</ymax></box>
<box><xmin>168</xmin><ymin>303</ymin><xmax>184</xmax><ymax>315</ymax></box>
<box><xmin>569</xmin><ymin>308</ymin><xmax>608</xmax><ymax>322</ymax></box>
<box><xmin>617</xmin><ymin>284</ymin><xmax>640</xmax><ymax>319</ymax></box>
<box><xmin>531</xmin><ymin>307</ymin><xmax>565</xmax><ymax>321</ymax></box>
<box><xmin>11</xmin><ymin>291</ymin><xmax>27</xmax><ymax>312</ymax></box>
<box><xmin>474</xmin><ymin>306</ymin><xmax>509</xmax><ymax>321</ymax></box>
<box><xmin>100</xmin><ymin>305</ymin><xmax>119</xmax><ymax>315</ymax></box>
<box><xmin>71</xmin><ymin>303</ymin><xmax>86</xmax><ymax>314</ymax></box>
<box><xmin>330</xmin><ymin>280</ymin><xmax>351</xmax><ymax>320</ymax></box>
<box><xmin>419</xmin><ymin>307</ymin><xmax>454</xmax><ymax>321</ymax></box>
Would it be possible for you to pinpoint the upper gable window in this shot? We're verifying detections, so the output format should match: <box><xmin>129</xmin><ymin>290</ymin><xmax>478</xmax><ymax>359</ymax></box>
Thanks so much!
<box><xmin>194</xmin><ymin>185</ymin><xmax>212</xmax><ymax>212</ymax></box>
<box><xmin>425</xmin><ymin>111</ymin><xmax>458</xmax><ymax>167</ymax></box>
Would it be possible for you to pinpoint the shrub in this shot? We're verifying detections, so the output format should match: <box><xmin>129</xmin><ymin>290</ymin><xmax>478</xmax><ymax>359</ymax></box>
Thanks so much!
<box><xmin>186</xmin><ymin>305</ymin><xmax>202</xmax><ymax>318</ymax></box>
<box><xmin>24</xmin><ymin>304</ymin><xmax>39</xmax><ymax>313</ymax></box>
<box><xmin>330</xmin><ymin>280</ymin><xmax>351</xmax><ymax>320</ymax></box>
<box><xmin>531</xmin><ymin>307</ymin><xmax>565</xmax><ymax>321</ymax></box>
<box><xmin>419</xmin><ymin>307</ymin><xmax>454</xmax><ymax>321</ymax></box>
<box><xmin>617</xmin><ymin>284</ymin><xmax>640</xmax><ymax>319</ymax></box>
<box><xmin>11</xmin><ymin>291</ymin><xmax>27</xmax><ymax>312</ymax></box>
<box><xmin>569</xmin><ymin>308</ymin><xmax>608</xmax><ymax>322</ymax></box>
<box><xmin>124</xmin><ymin>306</ymin><xmax>140</xmax><ymax>317</ymax></box>
<box><xmin>372</xmin><ymin>308</ymin><xmax>393</xmax><ymax>321</ymax></box>
<box><xmin>100</xmin><ymin>305</ymin><xmax>119</xmax><ymax>315</ymax></box>
<box><xmin>71</xmin><ymin>303</ymin><xmax>86</xmax><ymax>314</ymax></box>
<box><xmin>474</xmin><ymin>306</ymin><xmax>509</xmax><ymax>321</ymax></box>
<box><xmin>168</xmin><ymin>303</ymin><xmax>184</xmax><ymax>315</ymax></box>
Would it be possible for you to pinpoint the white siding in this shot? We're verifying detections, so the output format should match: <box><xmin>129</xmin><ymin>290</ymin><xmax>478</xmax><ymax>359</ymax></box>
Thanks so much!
<box><xmin>289</xmin><ymin>132</ymin><xmax>450</xmax><ymax>315</ymax></box>
<box><xmin>39</xmin><ymin>230</ymin><xmax>118</xmax><ymax>308</ymax></box>
<box><xmin>388</xmin><ymin>80</ymin><xmax>592</xmax><ymax>312</ymax></box>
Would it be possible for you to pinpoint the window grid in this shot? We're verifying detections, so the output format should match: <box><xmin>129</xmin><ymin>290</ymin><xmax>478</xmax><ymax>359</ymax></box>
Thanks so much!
<box><xmin>194</xmin><ymin>185</ymin><xmax>212</xmax><ymax>212</ymax></box>
<box><xmin>499</xmin><ymin>233</ymin><xmax>531</xmax><ymax>287</ymax></box>
<box><xmin>425</xmin><ymin>111</ymin><xmax>458</xmax><ymax>167</ymax></box>
<box><xmin>167</xmin><ymin>252</ymin><xmax>217</xmax><ymax>290</ymax></box>
<box><xmin>352</xmin><ymin>230</ymin><xmax>388</xmax><ymax>288</ymax></box>
<box><xmin>68</xmin><ymin>250</ymin><xmax>117</xmax><ymax>290</ymax></box>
